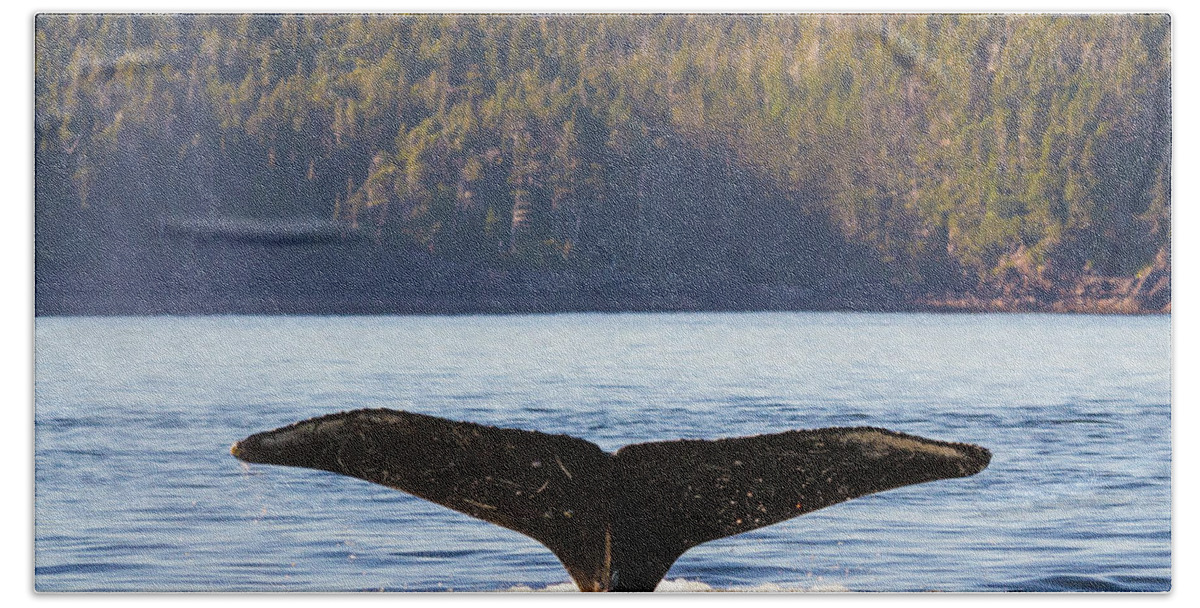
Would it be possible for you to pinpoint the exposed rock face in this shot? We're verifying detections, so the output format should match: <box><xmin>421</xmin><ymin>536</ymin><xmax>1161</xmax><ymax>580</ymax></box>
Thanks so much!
<box><xmin>1130</xmin><ymin>248</ymin><xmax>1172</xmax><ymax>312</ymax></box>
<box><xmin>925</xmin><ymin>248</ymin><xmax>1171</xmax><ymax>314</ymax></box>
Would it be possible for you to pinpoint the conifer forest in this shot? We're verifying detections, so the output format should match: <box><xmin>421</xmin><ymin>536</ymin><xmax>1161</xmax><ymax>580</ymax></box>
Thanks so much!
<box><xmin>34</xmin><ymin>14</ymin><xmax>1171</xmax><ymax>315</ymax></box>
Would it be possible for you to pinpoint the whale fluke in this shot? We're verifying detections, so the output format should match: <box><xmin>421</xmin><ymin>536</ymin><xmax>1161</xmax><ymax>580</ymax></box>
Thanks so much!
<box><xmin>232</xmin><ymin>408</ymin><xmax>990</xmax><ymax>591</ymax></box>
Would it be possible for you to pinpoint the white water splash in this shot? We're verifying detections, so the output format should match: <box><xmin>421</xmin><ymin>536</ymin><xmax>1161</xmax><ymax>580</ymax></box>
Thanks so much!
<box><xmin>502</xmin><ymin>579</ymin><xmax>851</xmax><ymax>592</ymax></box>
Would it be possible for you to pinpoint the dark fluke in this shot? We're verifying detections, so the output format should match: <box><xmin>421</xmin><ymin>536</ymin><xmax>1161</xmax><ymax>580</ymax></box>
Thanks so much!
<box><xmin>232</xmin><ymin>409</ymin><xmax>990</xmax><ymax>592</ymax></box>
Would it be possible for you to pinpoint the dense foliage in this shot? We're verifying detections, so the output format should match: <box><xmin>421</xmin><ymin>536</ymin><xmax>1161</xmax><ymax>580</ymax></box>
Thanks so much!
<box><xmin>35</xmin><ymin>14</ymin><xmax>1171</xmax><ymax>312</ymax></box>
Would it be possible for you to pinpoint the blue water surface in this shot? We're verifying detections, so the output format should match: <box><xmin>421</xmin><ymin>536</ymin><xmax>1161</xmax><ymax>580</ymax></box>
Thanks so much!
<box><xmin>34</xmin><ymin>312</ymin><xmax>1171</xmax><ymax>591</ymax></box>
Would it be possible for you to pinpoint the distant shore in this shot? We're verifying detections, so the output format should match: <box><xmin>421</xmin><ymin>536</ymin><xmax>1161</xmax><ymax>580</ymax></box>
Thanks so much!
<box><xmin>35</xmin><ymin>217</ymin><xmax>1170</xmax><ymax>318</ymax></box>
<box><xmin>36</xmin><ymin>279</ymin><xmax>1170</xmax><ymax>317</ymax></box>
<box><xmin>921</xmin><ymin>298</ymin><xmax>1169</xmax><ymax>315</ymax></box>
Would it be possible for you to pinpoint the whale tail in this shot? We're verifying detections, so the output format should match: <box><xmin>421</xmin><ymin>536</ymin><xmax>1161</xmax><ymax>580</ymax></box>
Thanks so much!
<box><xmin>232</xmin><ymin>408</ymin><xmax>990</xmax><ymax>591</ymax></box>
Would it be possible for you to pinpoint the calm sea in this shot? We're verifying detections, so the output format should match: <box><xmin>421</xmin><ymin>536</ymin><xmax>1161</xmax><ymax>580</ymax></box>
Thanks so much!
<box><xmin>34</xmin><ymin>312</ymin><xmax>1171</xmax><ymax>592</ymax></box>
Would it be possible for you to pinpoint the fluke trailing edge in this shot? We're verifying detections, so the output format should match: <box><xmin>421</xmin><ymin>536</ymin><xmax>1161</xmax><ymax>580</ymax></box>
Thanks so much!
<box><xmin>231</xmin><ymin>409</ymin><xmax>991</xmax><ymax>591</ymax></box>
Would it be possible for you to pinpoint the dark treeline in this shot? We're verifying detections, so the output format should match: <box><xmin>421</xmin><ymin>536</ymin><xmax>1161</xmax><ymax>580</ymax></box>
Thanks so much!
<box><xmin>35</xmin><ymin>14</ymin><xmax>1171</xmax><ymax>315</ymax></box>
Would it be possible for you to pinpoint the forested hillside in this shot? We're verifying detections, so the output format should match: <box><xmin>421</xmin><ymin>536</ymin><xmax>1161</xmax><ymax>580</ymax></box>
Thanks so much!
<box><xmin>34</xmin><ymin>14</ymin><xmax>1171</xmax><ymax>315</ymax></box>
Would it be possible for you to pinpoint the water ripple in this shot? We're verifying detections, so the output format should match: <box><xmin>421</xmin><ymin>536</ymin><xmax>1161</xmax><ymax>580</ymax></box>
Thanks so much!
<box><xmin>34</xmin><ymin>313</ymin><xmax>1171</xmax><ymax>592</ymax></box>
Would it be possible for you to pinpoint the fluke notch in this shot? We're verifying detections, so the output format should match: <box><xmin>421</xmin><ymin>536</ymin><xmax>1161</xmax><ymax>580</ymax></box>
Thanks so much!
<box><xmin>232</xmin><ymin>408</ymin><xmax>990</xmax><ymax>591</ymax></box>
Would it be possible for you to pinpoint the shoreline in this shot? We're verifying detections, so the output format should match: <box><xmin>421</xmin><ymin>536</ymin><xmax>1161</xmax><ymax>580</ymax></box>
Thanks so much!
<box><xmin>33</xmin><ymin>296</ymin><xmax>1170</xmax><ymax>317</ymax></box>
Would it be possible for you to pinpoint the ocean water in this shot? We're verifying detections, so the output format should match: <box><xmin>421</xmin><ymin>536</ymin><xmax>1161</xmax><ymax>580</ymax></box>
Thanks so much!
<box><xmin>34</xmin><ymin>312</ymin><xmax>1171</xmax><ymax>592</ymax></box>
